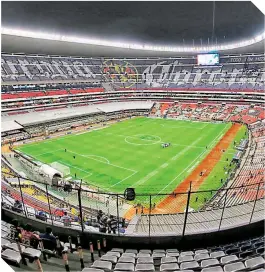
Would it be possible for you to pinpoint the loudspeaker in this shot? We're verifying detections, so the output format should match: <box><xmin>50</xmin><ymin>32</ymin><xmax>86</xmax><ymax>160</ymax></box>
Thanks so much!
<box><xmin>124</xmin><ymin>188</ymin><xmax>136</xmax><ymax>201</ymax></box>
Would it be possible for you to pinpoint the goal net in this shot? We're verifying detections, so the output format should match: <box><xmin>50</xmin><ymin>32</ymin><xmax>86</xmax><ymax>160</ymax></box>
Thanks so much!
<box><xmin>50</xmin><ymin>162</ymin><xmax>71</xmax><ymax>177</ymax></box>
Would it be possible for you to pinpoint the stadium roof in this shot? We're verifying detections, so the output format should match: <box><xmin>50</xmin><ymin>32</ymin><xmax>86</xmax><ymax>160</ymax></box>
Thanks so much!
<box><xmin>1</xmin><ymin>1</ymin><xmax>264</xmax><ymax>57</ymax></box>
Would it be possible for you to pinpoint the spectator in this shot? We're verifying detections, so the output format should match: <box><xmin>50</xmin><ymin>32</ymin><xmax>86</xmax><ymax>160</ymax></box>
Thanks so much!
<box><xmin>12</xmin><ymin>200</ymin><xmax>23</xmax><ymax>213</ymax></box>
<box><xmin>40</xmin><ymin>227</ymin><xmax>56</xmax><ymax>245</ymax></box>
<box><xmin>10</xmin><ymin>219</ymin><xmax>22</xmax><ymax>242</ymax></box>
<box><xmin>61</xmin><ymin>211</ymin><xmax>71</xmax><ymax>227</ymax></box>
<box><xmin>99</xmin><ymin>216</ymin><xmax>108</xmax><ymax>233</ymax></box>
<box><xmin>21</xmin><ymin>224</ymin><xmax>40</xmax><ymax>247</ymax></box>
<box><xmin>97</xmin><ymin>210</ymin><xmax>103</xmax><ymax>222</ymax></box>
<box><xmin>37</xmin><ymin>210</ymin><xmax>47</xmax><ymax>221</ymax></box>
<box><xmin>107</xmin><ymin>215</ymin><xmax>118</xmax><ymax>234</ymax></box>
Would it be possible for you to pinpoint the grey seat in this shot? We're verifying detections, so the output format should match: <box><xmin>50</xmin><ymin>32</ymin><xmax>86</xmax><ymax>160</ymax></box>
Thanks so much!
<box><xmin>178</xmin><ymin>255</ymin><xmax>194</xmax><ymax>263</ymax></box>
<box><xmin>180</xmin><ymin>251</ymin><xmax>194</xmax><ymax>256</ymax></box>
<box><xmin>195</xmin><ymin>249</ymin><xmax>208</xmax><ymax>255</ymax></box>
<box><xmin>194</xmin><ymin>253</ymin><xmax>210</xmax><ymax>262</ymax></box>
<box><xmin>100</xmin><ymin>254</ymin><xmax>118</xmax><ymax>264</ymax></box>
<box><xmin>210</xmin><ymin>251</ymin><xmax>226</xmax><ymax>259</ymax></box>
<box><xmin>160</xmin><ymin>263</ymin><xmax>179</xmax><ymax>271</ymax></box>
<box><xmin>135</xmin><ymin>263</ymin><xmax>155</xmax><ymax>272</ymax></box>
<box><xmin>122</xmin><ymin>253</ymin><xmax>136</xmax><ymax>258</ymax></box>
<box><xmin>224</xmin><ymin>262</ymin><xmax>245</xmax><ymax>272</ymax></box>
<box><xmin>118</xmin><ymin>256</ymin><xmax>135</xmax><ymax>264</ymax></box>
<box><xmin>1</xmin><ymin>249</ymin><xmax>22</xmax><ymax>265</ymax></box>
<box><xmin>245</xmin><ymin>257</ymin><xmax>265</xmax><ymax>270</ymax></box>
<box><xmin>125</xmin><ymin>249</ymin><xmax>138</xmax><ymax>254</ymax></box>
<box><xmin>180</xmin><ymin>261</ymin><xmax>200</xmax><ymax>270</ymax></box>
<box><xmin>153</xmin><ymin>249</ymin><xmax>166</xmax><ymax>254</ymax></box>
<box><xmin>166</xmin><ymin>252</ymin><xmax>179</xmax><ymax>257</ymax></box>
<box><xmin>161</xmin><ymin>256</ymin><xmax>178</xmax><ymax>264</ymax></box>
<box><xmin>166</xmin><ymin>249</ymin><xmax>179</xmax><ymax>253</ymax></box>
<box><xmin>64</xmin><ymin>242</ymin><xmax>76</xmax><ymax>250</ymax></box>
<box><xmin>112</xmin><ymin>248</ymin><xmax>124</xmax><ymax>254</ymax></box>
<box><xmin>139</xmin><ymin>249</ymin><xmax>152</xmax><ymax>254</ymax></box>
<box><xmin>5</xmin><ymin>243</ymin><xmax>25</xmax><ymax>252</ymax></box>
<box><xmin>114</xmin><ymin>263</ymin><xmax>135</xmax><ymax>271</ymax></box>
<box><xmin>137</xmin><ymin>257</ymin><xmax>153</xmax><ymax>264</ymax></box>
<box><xmin>23</xmin><ymin>248</ymin><xmax>42</xmax><ymax>258</ymax></box>
<box><xmin>201</xmin><ymin>266</ymin><xmax>224</xmax><ymax>272</ymax></box>
<box><xmin>106</xmin><ymin>251</ymin><xmax>121</xmax><ymax>258</ymax></box>
<box><xmin>221</xmin><ymin>255</ymin><xmax>239</xmax><ymax>265</ymax></box>
<box><xmin>1</xmin><ymin>238</ymin><xmax>11</xmax><ymax>248</ymax></box>
<box><xmin>137</xmin><ymin>253</ymin><xmax>151</xmax><ymax>258</ymax></box>
<box><xmin>201</xmin><ymin>258</ymin><xmax>219</xmax><ymax>268</ymax></box>
<box><xmin>152</xmin><ymin>252</ymin><xmax>165</xmax><ymax>259</ymax></box>
<box><xmin>249</xmin><ymin>269</ymin><xmax>265</xmax><ymax>272</ymax></box>
<box><xmin>82</xmin><ymin>269</ymin><xmax>104</xmax><ymax>272</ymax></box>
<box><xmin>91</xmin><ymin>260</ymin><xmax>112</xmax><ymax>272</ymax></box>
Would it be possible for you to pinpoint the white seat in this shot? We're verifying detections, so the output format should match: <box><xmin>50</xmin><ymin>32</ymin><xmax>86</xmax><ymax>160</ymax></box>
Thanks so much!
<box><xmin>5</xmin><ymin>243</ymin><xmax>25</xmax><ymax>252</ymax></box>
<box><xmin>137</xmin><ymin>257</ymin><xmax>153</xmax><ymax>264</ymax></box>
<box><xmin>82</xmin><ymin>269</ymin><xmax>104</xmax><ymax>272</ymax></box>
<box><xmin>111</xmin><ymin>248</ymin><xmax>124</xmax><ymax>254</ymax></box>
<box><xmin>106</xmin><ymin>251</ymin><xmax>121</xmax><ymax>258</ymax></box>
<box><xmin>161</xmin><ymin>256</ymin><xmax>178</xmax><ymax>264</ymax></box>
<box><xmin>135</xmin><ymin>263</ymin><xmax>155</xmax><ymax>272</ymax></box>
<box><xmin>100</xmin><ymin>254</ymin><xmax>118</xmax><ymax>264</ymax></box>
<box><xmin>118</xmin><ymin>256</ymin><xmax>135</xmax><ymax>264</ymax></box>
<box><xmin>114</xmin><ymin>262</ymin><xmax>135</xmax><ymax>271</ymax></box>
<box><xmin>160</xmin><ymin>263</ymin><xmax>179</xmax><ymax>271</ymax></box>
<box><xmin>1</xmin><ymin>249</ymin><xmax>22</xmax><ymax>264</ymax></box>
<box><xmin>122</xmin><ymin>253</ymin><xmax>136</xmax><ymax>258</ymax></box>
<box><xmin>91</xmin><ymin>260</ymin><xmax>112</xmax><ymax>272</ymax></box>
<box><xmin>23</xmin><ymin>248</ymin><xmax>42</xmax><ymax>258</ymax></box>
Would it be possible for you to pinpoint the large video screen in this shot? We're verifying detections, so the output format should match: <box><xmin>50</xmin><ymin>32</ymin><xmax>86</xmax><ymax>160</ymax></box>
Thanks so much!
<box><xmin>197</xmin><ymin>53</ymin><xmax>219</xmax><ymax>65</ymax></box>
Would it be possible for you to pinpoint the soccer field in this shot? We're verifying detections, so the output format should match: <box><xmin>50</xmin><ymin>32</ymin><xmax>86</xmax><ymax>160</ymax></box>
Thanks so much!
<box><xmin>17</xmin><ymin>117</ymin><xmax>232</xmax><ymax>196</ymax></box>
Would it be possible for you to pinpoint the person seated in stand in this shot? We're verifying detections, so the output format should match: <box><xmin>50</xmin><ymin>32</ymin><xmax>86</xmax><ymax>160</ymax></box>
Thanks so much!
<box><xmin>21</xmin><ymin>224</ymin><xmax>40</xmax><ymax>247</ymax></box>
<box><xmin>37</xmin><ymin>210</ymin><xmax>48</xmax><ymax>221</ymax></box>
<box><xmin>10</xmin><ymin>219</ymin><xmax>22</xmax><ymax>242</ymax></box>
<box><xmin>40</xmin><ymin>227</ymin><xmax>56</xmax><ymax>245</ymax></box>
<box><xmin>12</xmin><ymin>200</ymin><xmax>23</xmax><ymax>213</ymax></box>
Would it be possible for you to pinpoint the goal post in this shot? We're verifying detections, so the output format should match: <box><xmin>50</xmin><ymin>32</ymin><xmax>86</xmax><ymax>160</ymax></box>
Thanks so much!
<box><xmin>50</xmin><ymin>162</ymin><xmax>71</xmax><ymax>177</ymax></box>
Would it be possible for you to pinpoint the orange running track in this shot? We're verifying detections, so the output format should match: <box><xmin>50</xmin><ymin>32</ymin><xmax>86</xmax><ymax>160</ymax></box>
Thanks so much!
<box><xmin>124</xmin><ymin>123</ymin><xmax>242</xmax><ymax>220</ymax></box>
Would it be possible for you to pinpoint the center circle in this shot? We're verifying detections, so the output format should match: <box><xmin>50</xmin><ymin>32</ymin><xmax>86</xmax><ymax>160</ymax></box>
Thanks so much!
<box><xmin>125</xmin><ymin>134</ymin><xmax>161</xmax><ymax>145</ymax></box>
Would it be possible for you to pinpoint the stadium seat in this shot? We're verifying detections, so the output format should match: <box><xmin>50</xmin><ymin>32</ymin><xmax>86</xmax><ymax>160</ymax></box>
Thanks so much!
<box><xmin>178</xmin><ymin>254</ymin><xmax>194</xmax><ymax>263</ymax></box>
<box><xmin>161</xmin><ymin>256</ymin><xmax>178</xmax><ymax>264</ymax></box>
<box><xmin>118</xmin><ymin>256</ymin><xmax>135</xmax><ymax>264</ymax></box>
<box><xmin>111</xmin><ymin>248</ymin><xmax>124</xmax><ymax>254</ymax></box>
<box><xmin>160</xmin><ymin>263</ymin><xmax>179</xmax><ymax>271</ymax></box>
<box><xmin>180</xmin><ymin>260</ymin><xmax>200</xmax><ymax>270</ymax></box>
<box><xmin>137</xmin><ymin>257</ymin><xmax>153</xmax><ymax>264</ymax></box>
<box><xmin>245</xmin><ymin>256</ymin><xmax>265</xmax><ymax>270</ymax></box>
<box><xmin>135</xmin><ymin>263</ymin><xmax>155</xmax><ymax>272</ymax></box>
<box><xmin>125</xmin><ymin>249</ymin><xmax>138</xmax><ymax>254</ymax></box>
<box><xmin>114</xmin><ymin>263</ymin><xmax>135</xmax><ymax>271</ymax></box>
<box><xmin>1</xmin><ymin>249</ymin><xmax>22</xmax><ymax>265</ymax></box>
<box><xmin>223</xmin><ymin>261</ymin><xmax>245</xmax><ymax>272</ymax></box>
<box><xmin>121</xmin><ymin>253</ymin><xmax>136</xmax><ymax>258</ymax></box>
<box><xmin>107</xmin><ymin>251</ymin><xmax>121</xmax><ymax>258</ymax></box>
<box><xmin>201</xmin><ymin>258</ymin><xmax>220</xmax><ymax>268</ymax></box>
<box><xmin>221</xmin><ymin>255</ymin><xmax>239</xmax><ymax>265</ymax></box>
<box><xmin>210</xmin><ymin>251</ymin><xmax>226</xmax><ymax>259</ymax></box>
<box><xmin>92</xmin><ymin>260</ymin><xmax>112</xmax><ymax>272</ymax></box>
<box><xmin>100</xmin><ymin>254</ymin><xmax>118</xmax><ymax>264</ymax></box>
<box><xmin>201</xmin><ymin>266</ymin><xmax>224</xmax><ymax>272</ymax></box>
<box><xmin>82</xmin><ymin>269</ymin><xmax>105</xmax><ymax>272</ymax></box>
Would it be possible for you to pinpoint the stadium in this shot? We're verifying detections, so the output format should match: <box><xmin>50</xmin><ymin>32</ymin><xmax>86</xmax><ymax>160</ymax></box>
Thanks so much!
<box><xmin>1</xmin><ymin>1</ymin><xmax>265</xmax><ymax>272</ymax></box>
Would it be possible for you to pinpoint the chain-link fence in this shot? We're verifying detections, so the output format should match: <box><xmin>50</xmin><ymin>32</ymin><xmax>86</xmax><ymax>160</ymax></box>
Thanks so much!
<box><xmin>1</xmin><ymin>170</ymin><xmax>264</xmax><ymax>237</ymax></box>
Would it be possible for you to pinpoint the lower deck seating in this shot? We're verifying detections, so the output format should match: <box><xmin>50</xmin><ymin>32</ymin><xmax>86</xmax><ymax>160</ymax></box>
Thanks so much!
<box><xmin>90</xmin><ymin>236</ymin><xmax>264</xmax><ymax>272</ymax></box>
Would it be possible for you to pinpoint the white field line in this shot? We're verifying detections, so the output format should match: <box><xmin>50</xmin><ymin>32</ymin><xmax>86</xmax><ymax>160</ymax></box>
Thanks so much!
<box><xmin>107</xmin><ymin>171</ymin><xmax>139</xmax><ymax>189</ymax></box>
<box><xmin>131</xmin><ymin>137</ymin><xmax>203</xmax><ymax>188</ymax></box>
<box><xmin>66</xmin><ymin>149</ymin><xmax>137</xmax><ymax>173</ymax></box>
<box><xmin>152</xmin><ymin>123</ymin><xmax>230</xmax><ymax>198</ymax></box>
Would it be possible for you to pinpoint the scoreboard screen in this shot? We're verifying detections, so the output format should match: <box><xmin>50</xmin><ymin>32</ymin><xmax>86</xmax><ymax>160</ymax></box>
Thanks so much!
<box><xmin>197</xmin><ymin>53</ymin><xmax>219</xmax><ymax>66</ymax></box>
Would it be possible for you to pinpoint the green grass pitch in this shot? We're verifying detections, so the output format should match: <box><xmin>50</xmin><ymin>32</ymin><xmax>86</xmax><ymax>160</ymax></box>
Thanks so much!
<box><xmin>17</xmin><ymin>117</ymin><xmax>239</xmax><ymax>199</ymax></box>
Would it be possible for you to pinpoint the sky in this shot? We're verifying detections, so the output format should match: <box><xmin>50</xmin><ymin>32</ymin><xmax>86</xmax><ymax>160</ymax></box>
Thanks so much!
<box><xmin>1</xmin><ymin>1</ymin><xmax>264</xmax><ymax>45</ymax></box>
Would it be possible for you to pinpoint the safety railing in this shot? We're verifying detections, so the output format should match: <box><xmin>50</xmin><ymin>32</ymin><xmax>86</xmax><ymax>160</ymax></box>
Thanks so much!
<box><xmin>1</xmin><ymin>171</ymin><xmax>264</xmax><ymax>237</ymax></box>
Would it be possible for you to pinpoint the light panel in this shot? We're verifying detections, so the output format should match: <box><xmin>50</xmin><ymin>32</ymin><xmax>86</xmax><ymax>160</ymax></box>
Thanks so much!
<box><xmin>2</xmin><ymin>27</ymin><xmax>265</xmax><ymax>53</ymax></box>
